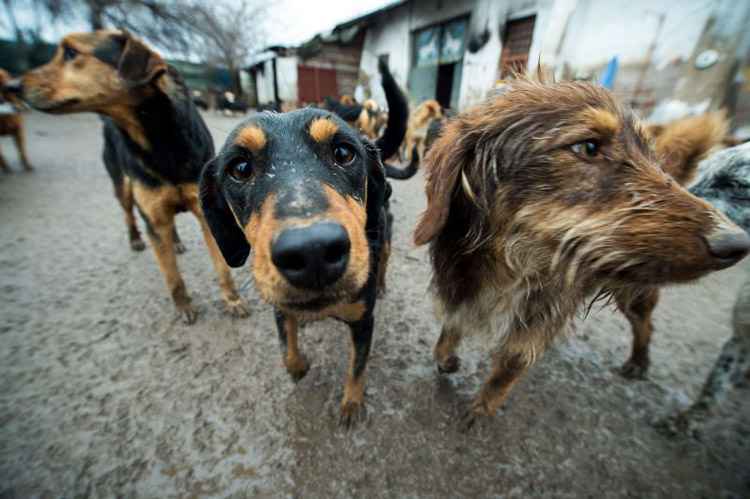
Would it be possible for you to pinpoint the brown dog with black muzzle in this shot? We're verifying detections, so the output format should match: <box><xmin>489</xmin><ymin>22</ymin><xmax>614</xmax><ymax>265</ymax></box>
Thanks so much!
<box><xmin>11</xmin><ymin>30</ymin><xmax>247</xmax><ymax>323</ymax></box>
<box><xmin>0</xmin><ymin>69</ymin><xmax>32</xmax><ymax>173</ymax></box>
<box><xmin>414</xmin><ymin>76</ymin><xmax>750</xmax><ymax>429</ymax></box>
<box><xmin>200</xmin><ymin>100</ymin><xmax>405</xmax><ymax>426</ymax></box>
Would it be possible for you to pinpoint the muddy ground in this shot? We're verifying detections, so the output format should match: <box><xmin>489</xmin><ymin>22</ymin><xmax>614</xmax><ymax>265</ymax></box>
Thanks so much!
<box><xmin>0</xmin><ymin>112</ymin><xmax>748</xmax><ymax>498</ymax></box>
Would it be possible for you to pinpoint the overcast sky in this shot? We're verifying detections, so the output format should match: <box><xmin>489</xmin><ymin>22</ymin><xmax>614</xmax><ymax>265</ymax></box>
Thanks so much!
<box><xmin>1</xmin><ymin>0</ymin><xmax>395</xmax><ymax>52</ymax></box>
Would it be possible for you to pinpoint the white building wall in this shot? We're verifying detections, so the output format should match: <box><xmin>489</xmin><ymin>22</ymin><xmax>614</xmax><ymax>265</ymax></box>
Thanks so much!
<box><xmin>255</xmin><ymin>59</ymin><xmax>275</xmax><ymax>105</ymax></box>
<box><xmin>276</xmin><ymin>56</ymin><xmax>299</xmax><ymax>102</ymax></box>
<box><xmin>255</xmin><ymin>56</ymin><xmax>299</xmax><ymax>105</ymax></box>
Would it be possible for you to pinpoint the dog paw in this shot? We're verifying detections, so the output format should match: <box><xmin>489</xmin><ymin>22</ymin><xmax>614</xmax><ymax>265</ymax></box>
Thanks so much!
<box><xmin>618</xmin><ymin>360</ymin><xmax>648</xmax><ymax>380</ymax></box>
<box><xmin>174</xmin><ymin>241</ymin><xmax>187</xmax><ymax>254</ymax></box>
<box><xmin>654</xmin><ymin>409</ymin><xmax>707</xmax><ymax>440</ymax></box>
<box><xmin>339</xmin><ymin>400</ymin><xmax>367</xmax><ymax>429</ymax></box>
<box><xmin>179</xmin><ymin>304</ymin><xmax>199</xmax><ymax>325</ymax></box>
<box><xmin>130</xmin><ymin>239</ymin><xmax>146</xmax><ymax>252</ymax></box>
<box><xmin>437</xmin><ymin>355</ymin><xmax>461</xmax><ymax>374</ymax></box>
<box><xmin>285</xmin><ymin>354</ymin><xmax>310</xmax><ymax>382</ymax></box>
<box><xmin>224</xmin><ymin>297</ymin><xmax>250</xmax><ymax>318</ymax></box>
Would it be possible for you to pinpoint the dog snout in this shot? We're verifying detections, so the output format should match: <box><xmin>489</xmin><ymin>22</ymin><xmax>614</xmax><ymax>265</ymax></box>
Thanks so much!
<box><xmin>271</xmin><ymin>222</ymin><xmax>351</xmax><ymax>289</ymax></box>
<box><xmin>704</xmin><ymin>229</ymin><xmax>750</xmax><ymax>267</ymax></box>
<box><xmin>3</xmin><ymin>78</ymin><xmax>22</xmax><ymax>95</ymax></box>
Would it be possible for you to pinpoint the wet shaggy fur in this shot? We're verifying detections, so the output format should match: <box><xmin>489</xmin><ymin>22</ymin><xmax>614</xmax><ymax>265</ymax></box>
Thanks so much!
<box><xmin>0</xmin><ymin>69</ymin><xmax>33</xmax><ymax>172</ymax></box>
<box><xmin>413</xmin><ymin>77</ymin><xmax>750</xmax><ymax>428</ymax></box>
<box><xmin>659</xmin><ymin>142</ymin><xmax>750</xmax><ymax>437</ymax></box>
<box><xmin>200</xmin><ymin>64</ymin><xmax>407</xmax><ymax>428</ymax></box>
<box><xmin>17</xmin><ymin>30</ymin><xmax>247</xmax><ymax>323</ymax></box>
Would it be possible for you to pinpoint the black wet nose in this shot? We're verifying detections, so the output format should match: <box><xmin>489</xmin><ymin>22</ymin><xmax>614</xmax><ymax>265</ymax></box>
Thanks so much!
<box><xmin>706</xmin><ymin>230</ymin><xmax>750</xmax><ymax>264</ymax></box>
<box><xmin>271</xmin><ymin>222</ymin><xmax>350</xmax><ymax>289</ymax></box>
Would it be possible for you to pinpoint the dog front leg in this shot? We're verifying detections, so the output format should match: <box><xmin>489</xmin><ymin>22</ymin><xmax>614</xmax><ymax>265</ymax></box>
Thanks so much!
<box><xmin>133</xmin><ymin>185</ymin><xmax>196</xmax><ymax>324</ymax></box>
<box><xmin>12</xmin><ymin>124</ymin><xmax>32</xmax><ymax>171</ymax></box>
<box><xmin>274</xmin><ymin>309</ymin><xmax>309</xmax><ymax>381</ymax></box>
<box><xmin>186</xmin><ymin>192</ymin><xmax>249</xmax><ymax>318</ymax></box>
<box><xmin>616</xmin><ymin>287</ymin><xmax>659</xmax><ymax>379</ymax></box>
<box><xmin>340</xmin><ymin>313</ymin><xmax>374</xmax><ymax>428</ymax></box>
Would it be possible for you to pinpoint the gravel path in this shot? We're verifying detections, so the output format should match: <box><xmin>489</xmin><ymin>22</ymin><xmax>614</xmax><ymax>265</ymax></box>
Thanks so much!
<box><xmin>0</xmin><ymin>112</ymin><xmax>748</xmax><ymax>498</ymax></box>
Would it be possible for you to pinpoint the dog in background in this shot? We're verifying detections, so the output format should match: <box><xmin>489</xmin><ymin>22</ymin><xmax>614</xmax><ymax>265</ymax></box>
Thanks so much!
<box><xmin>13</xmin><ymin>30</ymin><xmax>247</xmax><ymax>323</ymax></box>
<box><xmin>658</xmin><ymin>142</ymin><xmax>750</xmax><ymax>437</ymax></box>
<box><xmin>414</xmin><ymin>77</ymin><xmax>750</xmax><ymax>428</ymax></box>
<box><xmin>402</xmin><ymin>99</ymin><xmax>442</xmax><ymax>163</ymax></box>
<box><xmin>324</xmin><ymin>91</ymin><xmax>388</xmax><ymax>140</ymax></box>
<box><xmin>0</xmin><ymin>69</ymin><xmax>32</xmax><ymax>172</ymax></box>
<box><xmin>200</xmin><ymin>60</ymin><xmax>407</xmax><ymax>427</ymax></box>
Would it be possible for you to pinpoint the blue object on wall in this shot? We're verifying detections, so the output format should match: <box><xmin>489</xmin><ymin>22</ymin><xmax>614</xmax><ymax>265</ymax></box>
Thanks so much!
<box><xmin>600</xmin><ymin>56</ymin><xmax>619</xmax><ymax>89</ymax></box>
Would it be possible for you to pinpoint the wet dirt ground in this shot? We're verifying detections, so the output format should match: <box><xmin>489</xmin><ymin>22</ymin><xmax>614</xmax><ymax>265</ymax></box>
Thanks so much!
<box><xmin>1</xmin><ymin>112</ymin><xmax>748</xmax><ymax>498</ymax></box>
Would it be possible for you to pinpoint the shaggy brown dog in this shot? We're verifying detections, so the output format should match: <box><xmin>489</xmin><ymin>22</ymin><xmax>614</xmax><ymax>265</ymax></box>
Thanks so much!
<box><xmin>0</xmin><ymin>69</ymin><xmax>32</xmax><ymax>172</ymax></box>
<box><xmin>402</xmin><ymin>99</ymin><xmax>442</xmax><ymax>162</ymax></box>
<box><xmin>414</xmin><ymin>78</ymin><xmax>750</xmax><ymax>428</ymax></box>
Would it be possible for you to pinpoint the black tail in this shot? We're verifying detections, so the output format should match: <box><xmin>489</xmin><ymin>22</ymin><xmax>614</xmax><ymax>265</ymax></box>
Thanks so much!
<box><xmin>384</xmin><ymin>146</ymin><xmax>419</xmax><ymax>180</ymax></box>
<box><xmin>375</xmin><ymin>59</ymin><xmax>408</xmax><ymax>160</ymax></box>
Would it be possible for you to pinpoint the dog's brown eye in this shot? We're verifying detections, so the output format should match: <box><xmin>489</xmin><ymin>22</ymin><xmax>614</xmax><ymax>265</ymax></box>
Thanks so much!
<box><xmin>63</xmin><ymin>46</ymin><xmax>78</xmax><ymax>62</ymax></box>
<box><xmin>333</xmin><ymin>144</ymin><xmax>356</xmax><ymax>166</ymax></box>
<box><xmin>228</xmin><ymin>160</ymin><xmax>252</xmax><ymax>182</ymax></box>
<box><xmin>571</xmin><ymin>140</ymin><xmax>600</xmax><ymax>158</ymax></box>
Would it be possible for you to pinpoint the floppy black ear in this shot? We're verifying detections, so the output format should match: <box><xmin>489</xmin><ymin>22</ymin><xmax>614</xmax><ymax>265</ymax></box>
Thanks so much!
<box><xmin>112</xmin><ymin>31</ymin><xmax>167</xmax><ymax>87</ymax></box>
<box><xmin>364</xmin><ymin>142</ymin><xmax>388</xmax><ymax>228</ymax></box>
<box><xmin>199</xmin><ymin>159</ymin><xmax>250</xmax><ymax>267</ymax></box>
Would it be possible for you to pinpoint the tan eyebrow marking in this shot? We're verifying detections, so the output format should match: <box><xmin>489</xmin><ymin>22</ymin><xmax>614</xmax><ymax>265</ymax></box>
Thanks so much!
<box><xmin>236</xmin><ymin>126</ymin><xmax>267</xmax><ymax>152</ymax></box>
<box><xmin>309</xmin><ymin>117</ymin><xmax>339</xmax><ymax>143</ymax></box>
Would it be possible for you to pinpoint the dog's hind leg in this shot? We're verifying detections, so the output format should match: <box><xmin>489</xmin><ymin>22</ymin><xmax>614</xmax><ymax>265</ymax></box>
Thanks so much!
<box><xmin>12</xmin><ymin>123</ymin><xmax>32</xmax><ymax>171</ymax></box>
<box><xmin>275</xmin><ymin>309</ymin><xmax>309</xmax><ymax>381</ymax></box>
<box><xmin>616</xmin><ymin>287</ymin><xmax>659</xmax><ymax>379</ymax></box>
<box><xmin>185</xmin><ymin>186</ymin><xmax>249</xmax><ymax>318</ymax></box>
<box><xmin>659</xmin><ymin>274</ymin><xmax>750</xmax><ymax>437</ymax></box>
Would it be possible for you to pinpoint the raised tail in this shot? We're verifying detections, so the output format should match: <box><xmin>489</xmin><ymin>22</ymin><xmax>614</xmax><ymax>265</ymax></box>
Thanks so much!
<box><xmin>375</xmin><ymin>58</ymin><xmax>408</xmax><ymax>161</ymax></box>
<box><xmin>653</xmin><ymin>111</ymin><xmax>729</xmax><ymax>185</ymax></box>
<box><xmin>385</xmin><ymin>146</ymin><xmax>419</xmax><ymax>180</ymax></box>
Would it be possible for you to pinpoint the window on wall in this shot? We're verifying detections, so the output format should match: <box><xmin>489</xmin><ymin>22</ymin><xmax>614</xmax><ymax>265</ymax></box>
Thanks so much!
<box><xmin>409</xmin><ymin>17</ymin><xmax>468</xmax><ymax>110</ymax></box>
<box><xmin>499</xmin><ymin>16</ymin><xmax>537</xmax><ymax>79</ymax></box>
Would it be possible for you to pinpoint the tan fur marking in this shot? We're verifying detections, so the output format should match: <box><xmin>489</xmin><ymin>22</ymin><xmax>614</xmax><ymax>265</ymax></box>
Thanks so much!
<box><xmin>579</xmin><ymin>107</ymin><xmax>620</xmax><ymax>136</ymax></box>
<box><xmin>328</xmin><ymin>301</ymin><xmax>367</xmax><ymax>322</ymax></box>
<box><xmin>309</xmin><ymin>118</ymin><xmax>338</xmax><ymax>143</ymax></box>
<box><xmin>236</xmin><ymin>126</ymin><xmax>267</xmax><ymax>153</ymax></box>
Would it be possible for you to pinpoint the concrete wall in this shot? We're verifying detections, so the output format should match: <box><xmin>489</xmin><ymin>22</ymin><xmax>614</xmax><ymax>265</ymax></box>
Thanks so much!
<box><xmin>359</xmin><ymin>0</ymin><xmax>558</xmax><ymax>110</ymax></box>
<box><xmin>357</xmin><ymin>0</ymin><xmax>750</xmax><ymax>113</ymax></box>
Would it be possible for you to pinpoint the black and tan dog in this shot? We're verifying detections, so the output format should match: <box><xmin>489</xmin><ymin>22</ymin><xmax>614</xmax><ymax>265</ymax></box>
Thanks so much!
<box><xmin>11</xmin><ymin>30</ymin><xmax>247</xmax><ymax>323</ymax></box>
<box><xmin>199</xmin><ymin>63</ymin><xmax>407</xmax><ymax>427</ymax></box>
<box><xmin>0</xmin><ymin>69</ymin><xmax>33</xmax><ymax>172</ymax></box>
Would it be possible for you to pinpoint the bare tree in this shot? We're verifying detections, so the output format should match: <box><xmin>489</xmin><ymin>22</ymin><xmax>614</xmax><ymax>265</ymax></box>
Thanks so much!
<box><xmin>181</xmin><ymin>0</ymin><xmax>267</xmax><ymax>97</ymax></box>
<box><xmin>33</xmin><ymin>0</ymin><xmax>194</xmax><ymax>52</ymax></box>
